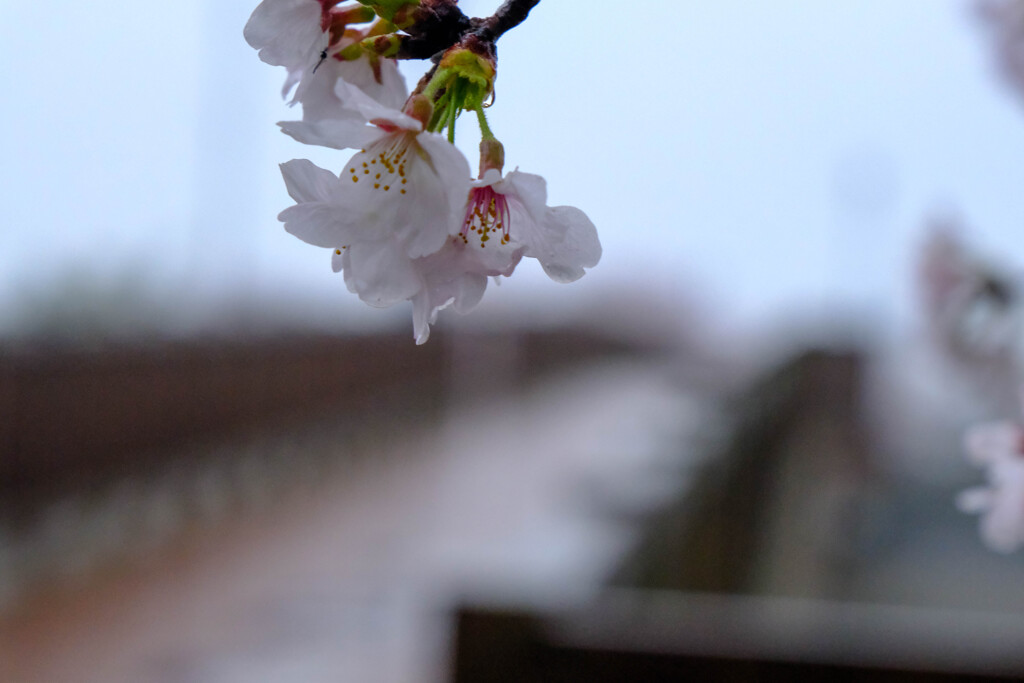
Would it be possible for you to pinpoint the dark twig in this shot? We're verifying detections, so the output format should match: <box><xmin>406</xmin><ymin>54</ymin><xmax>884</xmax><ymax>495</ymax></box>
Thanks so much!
<box><xmin>395</xmin><ymin>0</ymin><xmax>540</xmax><ymax>59</ymax></box>
<box><xmin>472</xmin><ymin>0</ymin><xmax>541</xmax><ymax>43</ymax></box>
<box><xmin>397</xmin><ymin>0</ymin><xmax>472</xmax><ymax>59</ymax></box>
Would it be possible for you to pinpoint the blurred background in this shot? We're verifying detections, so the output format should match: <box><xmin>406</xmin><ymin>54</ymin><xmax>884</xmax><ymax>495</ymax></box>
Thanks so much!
<box><xmin>4</xmin><ymin>0</ymin><xmax>1024</xmax><ymax>680</ymax></box>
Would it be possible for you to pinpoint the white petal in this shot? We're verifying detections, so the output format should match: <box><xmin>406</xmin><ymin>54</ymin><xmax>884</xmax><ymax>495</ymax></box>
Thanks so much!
<box><xmin>279</xmin><ymin>203</ymin><xmax>345</xmax><ymax>248</ymax></box>
<box><xmin>282</xmin><ymin>68</ymin><xmax>302</xmax><ymax>99</ymax></box>
<box><xmin>244</xmin><ymin>0</ymin><xmax>324</xmax><ymax>70</ymax></box>
<box><xmin>334</xmin><ymin>79</ymin><xmax>420</xmax><ymax>130</ymax></box>
<box><xmin>411</xmin><ymin>271</ymin><xmax>487</xmax><ymax>344</ymax></box>
<box><xmin>340</xmin><ymin>58</ymin><xmax>408</xmax><ymax>112</ymax></box>
<box><xmin>956</xmin><ymin>487</ymin><xmax>992</xmax><ymax>513</ymax></box>
<box><xmin>412</xmin><ymin>291</ymin><xmax>439</xmax><ymax>345</ymax></box>
<box><xmin>416</xmin><ymin>133</ymin><xmax>472</xmax><ymax>231</ymax></box>
<box><xmin>279</xmin><ymin>118</ymin><xmax>383</xmax><ymax>151</ymax></box>
<box><xmin>536</xmin><ymin>205</ymin><xmax>602</xmax><ymax>283</ymax></box>
<box><xmin>500</xmin><ymin>170</ymin><xmax>548</xmax><ymax>220</ymax></box>
<box><xmin>472</xmin><ymin>167</ymin><xmax>503</xmax><ymax>188</ymax></box>
<box><xmin>279</xmin><ymin>159</ymin><xmax>338</xmax><ymax>203</ymax></box>
<box><xmin>980</xmin><ymin>488</ymin><xmax>1024</xmax><ymax>553</ymax></box>
<box><xmin>340</xmin><ymin>249</ymin><xmax>359</xmax><ymax>293</ymax></box>
<box><xmin>346</xmin><ymin>240</ymin><xmax>423</xmax><ymax>307</ymax></box>
<box><xmin>450</xmin><ymin>272</ymin><xmax>488</xmax><ymax>314</ymax></box>
<box><xmin>498</xmin><ymin>170</ymin><xmax>600</xmax><ymax>281</ymax></box>
<box><xmin>964</xmin><ymin>422</ymin><xmax>1022</xmax><ymax>465</ymax></box>
<box><xmin>384</xmin><ymin>135</ymin><xmax>470</xmax><ymax>258</ymax></box>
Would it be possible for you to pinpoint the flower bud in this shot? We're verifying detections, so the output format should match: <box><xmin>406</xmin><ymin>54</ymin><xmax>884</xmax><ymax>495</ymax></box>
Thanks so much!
<box><xmin>479</xmin><ymin>139</ymin><xmax>504</xmax><ymax>176</ymax></box>
<box><xmin>356</xmin><ymin>0</ymin><xmax>420</xmax><ymax>28</ymax></box>
<box><xmin>438</xmin><ymin>41</ymin><xmax>496</xmax><ymax>96</ymax></box>
<box><xmin>404</xmin><ymin>94</ymin><xmax>433</xmax><ymax>128</ymax></box>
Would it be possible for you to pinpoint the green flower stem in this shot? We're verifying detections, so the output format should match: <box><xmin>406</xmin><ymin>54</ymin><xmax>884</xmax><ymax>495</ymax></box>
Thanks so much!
<box><xmin>428</xmin><ymin>91</ymin><xmax>451</xmax><ymax>131</ymax></box>
<box><xmin>445</xmin><ymin>94</ymin><xmax>458</xmax><ymax>142</ymax></box>
<box><xmin>475</xmin><ymin>107</ymin><xmax>495</xmax><ymax>141</ymax></box>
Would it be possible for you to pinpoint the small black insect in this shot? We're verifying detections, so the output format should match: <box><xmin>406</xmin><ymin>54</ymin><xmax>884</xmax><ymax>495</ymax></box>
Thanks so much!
<box><xmin>312</xmin><ymin>47</ymin><xmax>328</xmax><ymax>74</ymax></box>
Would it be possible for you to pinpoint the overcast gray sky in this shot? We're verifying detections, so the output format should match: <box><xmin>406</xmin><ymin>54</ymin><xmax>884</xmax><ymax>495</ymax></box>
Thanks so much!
<box><xmin>2</xmin><ymin>1</ymin><xmax>1023</xmax><ymax>336</ymax></box>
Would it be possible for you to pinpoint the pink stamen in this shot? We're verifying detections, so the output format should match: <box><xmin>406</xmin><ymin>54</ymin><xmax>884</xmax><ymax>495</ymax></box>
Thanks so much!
<box><xmin>462</xmin><ymin>186</ymin><xmax>511</xmax><ymax>247</ymax></box>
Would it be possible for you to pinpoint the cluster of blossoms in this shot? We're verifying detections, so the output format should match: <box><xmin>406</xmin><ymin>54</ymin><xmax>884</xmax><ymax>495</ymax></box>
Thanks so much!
<box><xmin>245</xmin><ymin>0</ymin><xmax>601</xmax><ymax>343</ymax></box>
<box><xmin>918</xmin><ymin>226</ymin><xmax>1024</xmax><ymax>551</ymax></box>
<box><xmin>933</xmin><ymin>8</ymin><xmax>1024</xmax><ymax>551</ymax></box>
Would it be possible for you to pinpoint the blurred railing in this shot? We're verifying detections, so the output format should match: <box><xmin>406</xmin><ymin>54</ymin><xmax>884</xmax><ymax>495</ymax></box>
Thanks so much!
<box><xmin>0</xmin><ymin>333</ymin><xmax>443</xmax><ymax>506</ymax></box>
<box><xmin>0</xmin><ymin>327</ymin><xmax>649</xmax><ymax>612</ymax></box>
<box><xmin>0</xmin><ymin>329</ymin><xmax>643</xmax><ymax>505</ymax></box>
<box><xmin>451</xmin><ymin>349</ymin><xmax>1024</xmax><ymax>680</ymax></box>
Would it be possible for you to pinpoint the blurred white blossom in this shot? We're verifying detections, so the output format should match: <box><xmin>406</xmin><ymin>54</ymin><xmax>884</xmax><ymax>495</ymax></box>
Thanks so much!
<box><xmin>958</xmin><ymin>404</ymin><xmax>1024</xmax><ymax>552</ymax></box>
<box><xmin>977</xmin><ymin>0</ymin><xmax>1024</xmax><ymax>103</ymax></box>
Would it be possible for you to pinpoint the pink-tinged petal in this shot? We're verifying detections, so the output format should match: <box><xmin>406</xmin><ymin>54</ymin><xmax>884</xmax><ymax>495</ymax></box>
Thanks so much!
<box><xmin>278</xmin><ymin>118</ymin><xmax>384</xmax><ymax>151</ymax></box>
<box><xmin>334</xmin><ymin>79</ymin><xmax>420</xmax><ymax>130</ymax></box>
<box><xmin>279</xmin><ymin>159</ymin><xmax>338</xmax><ymax>203</ymax></box>
<box><xmin>346</xmin><ymin>240</ymin><xmax>423</xmax><ymax>308</ymax></box>
<box><xmin>535</xmin><ymin>205</ymin><xmax>602</xmax><ymax>283</ymax></box>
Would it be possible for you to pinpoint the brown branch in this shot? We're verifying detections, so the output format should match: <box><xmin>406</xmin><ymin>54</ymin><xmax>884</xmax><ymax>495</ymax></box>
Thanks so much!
<box><xmin>395</xmin><ymin>0</ymin><xmax>541</xmax><ymax>59</ymax></box>
<box><xmin>472</xmin><ymin>0</ymin><xmax>541</xmax><ymax>43</ymax></box>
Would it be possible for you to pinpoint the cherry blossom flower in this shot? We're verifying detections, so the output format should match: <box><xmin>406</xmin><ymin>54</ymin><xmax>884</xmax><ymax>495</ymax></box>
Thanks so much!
<box><xmin>277</xmin><ymin>95</ymin><xmax>472</xmax><ymax>307</ymax></box>
<box><xmin>408</xmin><ymin>164</ymin><xmax>602</xmax><ymax>344</ymax></box>
<box><xmin>957</xmin><ymin>406</ymin><xmax>1024</xmax><ymax>552</ymax></box>
<box><xmin>245</xmin><ymin>0</ymin><xmax>399</xmax><ymax>111</ymax></box>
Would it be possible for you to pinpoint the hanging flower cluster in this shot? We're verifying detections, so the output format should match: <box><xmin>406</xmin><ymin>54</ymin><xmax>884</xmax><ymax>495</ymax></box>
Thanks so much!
<box><xmin>245</xmin><ymin>0</ymin><xmax>601</xmax><ymax>343</ymax></box>
<box><xmin>917</xmin><ymin>224</ymin><xmax>1024</xmax><ymax>551</ymax></box>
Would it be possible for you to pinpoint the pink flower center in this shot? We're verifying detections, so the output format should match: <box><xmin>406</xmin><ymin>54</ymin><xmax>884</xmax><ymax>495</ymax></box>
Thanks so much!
<box><xmin>461</xmin><ymin>186</ymin><xmax>510</xmax><ymax>248</ymax></box>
